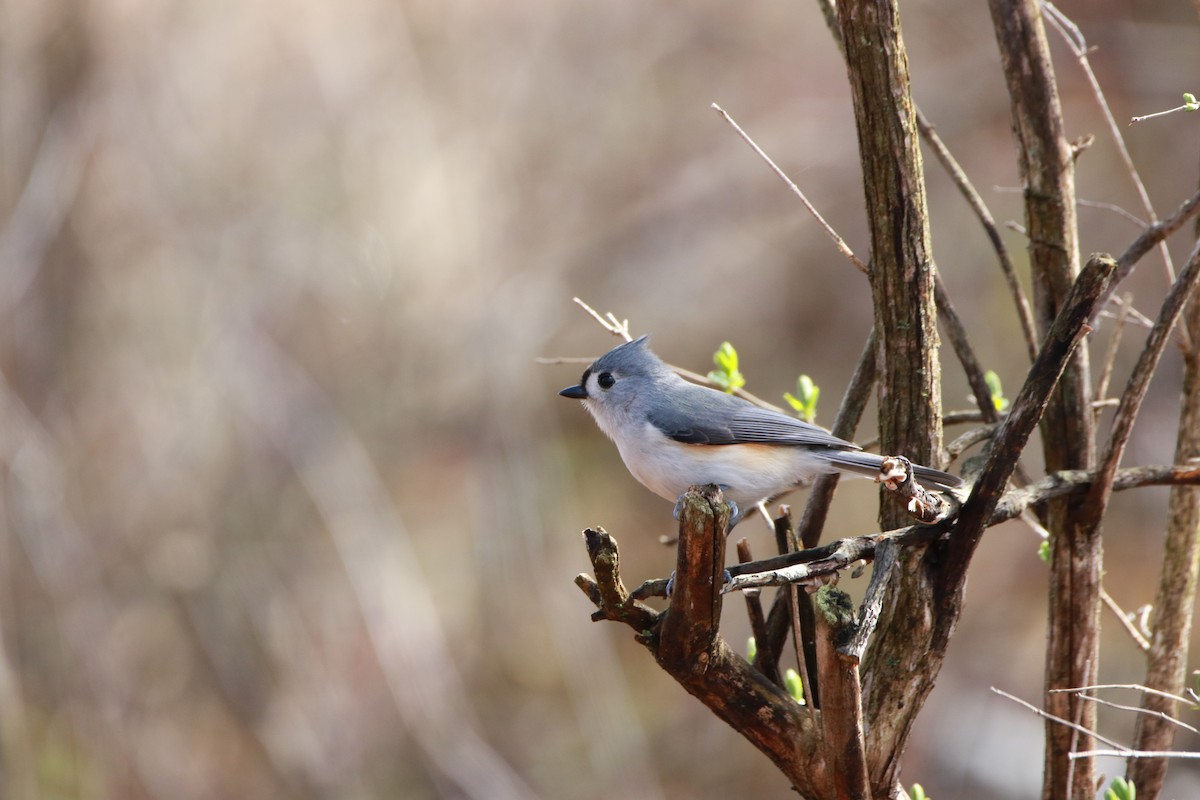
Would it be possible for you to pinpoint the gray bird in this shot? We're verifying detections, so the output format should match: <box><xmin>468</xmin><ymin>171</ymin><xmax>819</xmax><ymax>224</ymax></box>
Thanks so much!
<box><xmin>560</xmin><ymin>336</ymin><xmax>961</xmax><ymax>526</ymax></box>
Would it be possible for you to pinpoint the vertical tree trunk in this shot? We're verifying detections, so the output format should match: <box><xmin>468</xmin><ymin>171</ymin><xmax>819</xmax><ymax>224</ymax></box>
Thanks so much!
<box><xmin>836</xmin><ymin>1</ymin><xmax>945</xmax><ymax>794</ymax></box>
<box><xmin>986</xmin><ymin>2</ymin><xmax>1096</xmax><ymax>797</ymax></box>
<box><xmin>1128</xmin><ymin>269</ymin><xmax>1200</xmax><ymax>795</ymax></box>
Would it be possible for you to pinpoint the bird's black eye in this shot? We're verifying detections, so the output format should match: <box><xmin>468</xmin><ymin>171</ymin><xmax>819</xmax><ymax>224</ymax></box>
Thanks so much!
<box><xmin>597</xmin><ymin>371</ymin><xmax>616</xmax><ymax>389</ymax></box>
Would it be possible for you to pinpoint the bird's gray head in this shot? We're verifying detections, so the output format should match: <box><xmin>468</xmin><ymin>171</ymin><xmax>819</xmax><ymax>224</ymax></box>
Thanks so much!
<box><xmin>558</xmin><ymin>336</ymin><xmax>674</xmax><ymax>416</ymax></box>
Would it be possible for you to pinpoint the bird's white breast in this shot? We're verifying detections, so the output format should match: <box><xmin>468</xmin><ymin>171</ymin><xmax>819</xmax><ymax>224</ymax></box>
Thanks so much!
<box><xmin>604</xmin><ymin>419</ymin><xmax>832</xmax><ymax>510</ymax></box>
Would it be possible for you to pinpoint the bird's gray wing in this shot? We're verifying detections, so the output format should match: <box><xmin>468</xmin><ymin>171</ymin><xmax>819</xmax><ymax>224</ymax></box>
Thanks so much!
<box><xmin>647</xmin><ymin>384</ymin><xmax>858</xmax><ymax>450</ymax></box>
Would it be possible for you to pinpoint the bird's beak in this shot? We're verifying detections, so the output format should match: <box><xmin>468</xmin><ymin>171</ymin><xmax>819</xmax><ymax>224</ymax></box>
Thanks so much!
<box><xmin>559</xmin><ymin>384</ymin><xmax>587</xmax><ymax>399</ymax></box>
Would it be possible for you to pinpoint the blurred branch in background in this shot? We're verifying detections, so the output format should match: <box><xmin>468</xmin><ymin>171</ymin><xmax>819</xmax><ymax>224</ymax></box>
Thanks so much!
<box><xmin>218</xmin><ymin>327</ymin><xmax>538</xmax><ymax>800</ymax></box>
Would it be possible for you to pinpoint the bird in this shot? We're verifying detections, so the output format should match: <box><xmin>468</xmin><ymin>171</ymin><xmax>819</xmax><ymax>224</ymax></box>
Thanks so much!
<box><xmin>559</xmin><ymin>335</ymin><xmax>962</xmax><ymax>527</ymax></box>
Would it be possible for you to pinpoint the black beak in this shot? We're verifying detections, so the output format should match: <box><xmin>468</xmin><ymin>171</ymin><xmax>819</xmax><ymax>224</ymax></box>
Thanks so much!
<box><xmin>559</xmin><ymin>384</ymin><xmax>587</xmax><ymax>399</ymax></box>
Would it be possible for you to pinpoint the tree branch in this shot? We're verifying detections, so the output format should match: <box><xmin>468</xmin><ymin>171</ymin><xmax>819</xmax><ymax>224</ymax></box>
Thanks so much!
<box><xmin>988</xmin><ymin>2</ymin><xmax>1094</xmax><ymax>794</ymax></box>
<box><xmin>936</xmin><ymin>255</ymin><xmax>1115</xmax><ymax>598</ymax></box>
<box><xmin>814</xmin><ymin>587</ymin><xmax>871</xmax><ymax>800</ymax></box>
<box><xmin>724</xmin><ymin>462</ymin><xmax>1199</xmax><ymax>590</ymax></box>
<box><xmin>836</xmin><ymin>0</ymin><xmax>945</xmax><ymax>791</ymax></box>
<box><xmin>576</xmin><ymin>487</ymin><xmax>827</xmax><ymax>795</ymax></box>
<box><xmin>917</xmin><ymin>109</ymin><xmax>1039</xmax><ymax>362</ymax></box>
<box><xmin>1083</xmin><ymin>239</ymin><xmax>1200</xmax><ymax>529</ymax></box>
<box><xmin>1129</xmin><ymin>232</ymin><xmax>1200</xmax><ymax>794</ymax></box>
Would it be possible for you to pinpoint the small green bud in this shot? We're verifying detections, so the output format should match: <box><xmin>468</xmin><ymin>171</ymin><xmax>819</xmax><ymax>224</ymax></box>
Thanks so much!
<box><xmin>707</xmin><ymin>341</ymin><xmax>746</xmax><ymax>393</ymax></box>
<box><xmin>783</xmin><ymin>668</ymin><xmax>805</xmax><ymax>705</ymax></box>
<box><xmin>984</xmin><ymin>370</ymin><xmax>1010</xmax><ymax>412</ymax></box>
<box><xmin>1104</xmin><ymin>776</ymin><xmax>1135</xmax><ymax>800</ymax></box>
<box><xmin>1037</xmin><ymin>540</ymin><xmax>1051</xmax><ymax>564</ymax></box>
<box><xmin>784</xmin><ymin>374</ymin><xmax>820</xmax><ymax>423</ymax></box>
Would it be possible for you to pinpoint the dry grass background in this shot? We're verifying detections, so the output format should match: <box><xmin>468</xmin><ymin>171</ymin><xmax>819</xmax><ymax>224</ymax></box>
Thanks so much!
<box><xmin>2</xmin><ymin>1</ymin><xmax>1200</xmax><ymax>798</ymax></box>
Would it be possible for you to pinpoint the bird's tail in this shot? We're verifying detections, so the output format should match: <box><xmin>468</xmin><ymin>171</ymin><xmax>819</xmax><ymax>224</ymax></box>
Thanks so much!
<box><xmin>823</xmin><ymin>450</ymin><xmax>963</xmax><ymax>492</ymax></box>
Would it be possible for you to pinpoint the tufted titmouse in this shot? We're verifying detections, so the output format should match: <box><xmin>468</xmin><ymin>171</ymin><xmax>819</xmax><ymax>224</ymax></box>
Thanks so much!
<box><xmin>560</xmin><ymin>336</ymin><xmax>962</xmax><ymax>527</ymax></box>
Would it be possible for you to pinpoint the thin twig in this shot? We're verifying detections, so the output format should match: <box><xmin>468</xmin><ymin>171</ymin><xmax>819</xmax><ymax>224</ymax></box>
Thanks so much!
<box><xmin>945</xmin><ymin>423</ymin><xmax>999</xmax><ymax>463</ymax></box>
<box><xmin>938</xmin><ymin>255</ymin><xmax>1115</xmax><ymax>587</ymax></box>
<box><xmin>1043</xmin><ymin>3</ymin><xmax>1176</xmax><ymax>292</ymax></box>
<box><xmin>1015</xmin><ymin>512</ymin><xmax>1148</xmax><ymax>652</ymax></box>
<box><xmin>1102</xmin><ymin>188</ymin><xmax>1200</xmax><ymax>324</ymax></box>
<box><xmin>1051</xmin><ymin>683</ymin><xmax>1196</xmax><ymax>707</ymax></box>
<box><xmin>935</xmin><ymin>277</ymin><xmax>1002</xmax><ymax>423</ymax></box>
<box><xmin>723</xmin><ymin>462</ymin><xmax>1200</xmax><ymax>590</ymax></box>
<box><xmin>1084</xmin><ymin>239</ymin><xmax>1200</xmax><ymax>529</ymax></box>
<box><xmin>1077</xmin><ymin>199</ymin><xmax>1147</xmax><ymax>229</ymax></box>
<box><xmin>1071</xmin><ymin>693</ymin><xmax>1198</xmax><ymax>735</ymax></box>
<box><xmin>990</xmin><ymin>687</ymin><xmax>1129</xmax><ymax>753</ymax></box>
<box><xmin>1071</xmin><ymin>749</ymin><xmax>1200</xmax><ymax>760</ymax></box>
<box><xmin>797</xmin><ymin>329</ymin><xmax>877</xmax><ymax>549</ymax></box>
<box><xmin>916</xmin><ymin>108</ymin><xmax>1038</xmax><ymax>361</ymax></box>
<box><xmin>1101</xmin><ymin>295</ymin><xmax>1155</xmax><ymax>329</ymax></box>
<box><xmin>711</xmin><ymin>103</ymin><xmax>868</xmax><ymax>275</ymax></box>
<box><xmin>1094</xmin><ymin>295</ymin><xmax>1132</xmax><ymax>417</ymax></box>
<box><xmin>572</xmin><ymin>297</ymin><xmax>633</xmax><ymax>341</ymax></box>
<box><xmin>1100</xmin><ymin>587</ymin><xmax>1151</xmax><ymax>652</ymax></box>
<box><xmin>737</xmin><ymin>538</ymin><xmax>779</xmax><ymax>685</ymax></box>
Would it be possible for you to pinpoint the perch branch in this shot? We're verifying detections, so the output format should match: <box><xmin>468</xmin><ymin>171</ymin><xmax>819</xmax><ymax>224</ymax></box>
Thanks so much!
<box><xmin>576</xmin><ymin>487</ymin><xmax>826</xmax><ymax>792</ymax></box>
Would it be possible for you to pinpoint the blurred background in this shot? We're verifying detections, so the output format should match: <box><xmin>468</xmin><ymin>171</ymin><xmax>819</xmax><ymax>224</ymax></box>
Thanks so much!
<box><xmin>2</xmin><ymin>1</ymin><xmax>1200</xmax><ymax>798</ymax></box>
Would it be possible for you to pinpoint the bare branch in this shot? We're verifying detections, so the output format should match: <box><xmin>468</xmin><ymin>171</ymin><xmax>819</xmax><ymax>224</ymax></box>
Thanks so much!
<box><xmin>990</xmin><ymin>687</ymin><xmax>1127</xmax><ymax>753</ymax></box>
<box><xmin>917</xmin><ymin>109</ymin><xmax>1038</xmax><ymax>361</ymax></box>
<box><xmin>935</xmin><ymin>278</ymin><xmax>1004</xmax><ymax>424</ymax></box>
<box><xmin>1083</xmin><ymin>240</ymin><xmax>1200</xmax><ymax>530</ymax></box>
<box><xmin>736</xmin><ymin>538</ymin><xmax>779</xmax><ymax>686</ymax></box>
<box><xmin>1074</xmin><ymin>750</ymin><xmax>1200</xmax><ymax>760</ymax></box>
<box><xmin>577</xmin><ymin>488</ymin><xmax>827</xmax><ymax>793</ymax></box>
<box><xmin>1097</xmin><ymin>188</ymin><xmax>1200</xmax><ymax>318</ymax></box>
<box><xmin>724</xmin><ymin>462</ymin><xmax>1200</xmax><ymax>590</ymax></box>
<box><xmin>572</xmin><ymin>297</ymin><xmax>633</xmax><ymax>341</ymax></box>
<box><xmin>797</xmin><ymin>328</ymin><xmax>877</xmax><ymax>549</ymax></box>
<box><xmin>711</xmin><ymin>103</ymin><xmax>868</xmax><ymax>275</ymax></box>
<box><xmin>1071</xmin><ymin>693</ymin><xmax>1198</xmax><ymax>735</ymax></box>
<box><xmin>1052</xmin><ymin>683</ymin><xmax>1196</xmax><ymax>706</ymax></box>
<box><xmin>1043</xmin><ymin>2</ymin><xmax>1177</xmax><ymax>290</ymax></box>
<box><xmin>938</xmin><ymin>255</ymin><xmax>1115</xmax><ymax>592</ymax></box>
<box><xmin>1131</xmin><ymin>246</ymin><xmax>1200</xmax><ymax>793</ymax></box>
<box><xmin>1099</xmin><ymin>588</ymin><xmax>1152</xmax><ymax>652</ymax></box>
<box><xmin>814</xmin><ymin>587</ymin><xmax>871</xmax><ymax>800</ymax></box>
<box><xmin>1094</xmin><ymin>295</ymin><xmax>1132</xmax><ymax>416</ymax></box>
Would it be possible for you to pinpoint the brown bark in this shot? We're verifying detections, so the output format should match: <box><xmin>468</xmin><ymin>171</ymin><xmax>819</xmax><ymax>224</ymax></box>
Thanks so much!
<box><xmin>1127</xmin><ymin>258</ymin><xmax>1200</xmax><ymax>795</ymax></box>
<box><xmin>986</xmin><ymin>1</ymin><xmax>1096</xmax><ymax>796</ymax></box>
<box><xmin>576</xmin><ymin>488</ymin><xmax>829</xmax><ymax>797</ymax></box>
<box><xmin>835</xmin><ymin>0</ymin><xmax>944</xmax><ymax>792</ymax></box>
